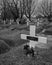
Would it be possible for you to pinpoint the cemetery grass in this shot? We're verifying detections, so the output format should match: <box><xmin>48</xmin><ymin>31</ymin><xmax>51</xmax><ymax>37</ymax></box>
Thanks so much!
<box><xmin>0</xmin><ymin>43</ymin><xmax>52</xmax><ymax>65</ymax></box>
<box><xmin>0</xmin><ymin>24</ymin><xmax>29</xmax><ymax>47</ymax></box>
<box><xmin>0</xmin><ymin>24</ymin><xmax>52</xmax><ymax>65</ymax></box>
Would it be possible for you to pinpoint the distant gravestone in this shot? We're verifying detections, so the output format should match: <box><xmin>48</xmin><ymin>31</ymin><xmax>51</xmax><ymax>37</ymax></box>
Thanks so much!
<box><xmin>16</xmin><ymin>18</ymin><xmax>20</xmax><ymax>24</ymax></box>
<box><xmin>4</xmin><ymin>20</ymin><xmax>6</xmax><ymax>24</ymax></box>
<box><xmin>10</xmin><ymin>19</ymin><xmax>14</xmax><ymax>24</ymax></box>
<box><xmin>6</xmin><ymin>19</ymin><xmax>9</xmax><ymax>24</ymax></box>
<box><xmin>19</xmin><ymin>15</ymin><xmax>30</xmax><ymax>25</ymax></box>
<box><xmin>21</xmin><ymin>25</ymin><xmax>47</xmax><ymax>48</ymax></box>
<box><xmin>26</xmin><ymin>18</ymin><xmax>30</xmax><ymax>26</ymax></box>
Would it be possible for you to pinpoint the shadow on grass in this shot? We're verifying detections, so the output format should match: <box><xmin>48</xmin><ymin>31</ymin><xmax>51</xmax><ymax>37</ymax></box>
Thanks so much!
<box><xmin>0</xmin><ymin>37</ymin><xmax>29</xmax><ymax>55</ymax></box>
<box><xmin>0</xmin><ymin>37</ymin><xmax>29</xmax><ymax>47</ymax></box>
<box><xmin>0</xmin><ymin>40</ymin><xmax>10</xmax><ymax>54</ymax></box>
<box><xmin>4</xmin><ymin>39</ymin><xmax>29</xmax><ymax>47</ymax></box>
<box><xmin>14</xmin><ymin>39</ymin><xmax>29</xmax><ymax>47</ymax></box>
<box><xmin>43</xmin><ymin>31</ymin><xmax>52</xmax><ymax>35</ymax></box>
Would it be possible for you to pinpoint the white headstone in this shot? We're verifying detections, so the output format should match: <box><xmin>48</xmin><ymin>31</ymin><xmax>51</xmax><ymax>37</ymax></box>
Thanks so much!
<box><xmin>29</xmin><ymin>25</ymin><xmax>37</xmax><ymax>48</ymax></box>
<box><xmin>21</xmin><ymin>25</ymin><xmax>47</xmax><ymax>48</ymax></box>
<box><xmin>38</xmin><ymin>36</ymin><xmax>47</xmax><ymax>44</ymax></box>
<box><xmin>30</xmin><ymin>25</ymin><xmax>36</xmax><ymax>36</ymax></box>
<box><xmin>4</xmin><ymin>20</ymin><xmax>6</xmax><ymax>24</ymax></box>
<box><xmin>27</xmin><ymin>19</ymin><xmax>29</xmax><ymax>26</ymax></box>
<box><xmin>21</xmin><ymin>34</ymin><xmax>28</xmax><ymax>40</ymax></box>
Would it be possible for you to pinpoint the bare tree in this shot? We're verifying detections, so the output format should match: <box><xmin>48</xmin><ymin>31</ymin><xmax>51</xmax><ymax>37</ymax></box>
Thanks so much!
<box><xmin>36</xmin><ymin>0</ymin><xmax>52</xmax><ymax>22</ymax></box>
<box><xmin>19</xmin><ymin>0</ymin><xmax>32</xmax><ymax>21</ymax></box>
<box><xmin>28</xmin><ymin>0</ymin><xmax>32</xmax><ymax>21</ymax></box>
<box><xmin>19</xmin><ymin>0</ymin><xmax>23</xmax><ymax>19</ymax></box>
<box><xmin>1</xmin><ymin>0</ymin><xmax>7</xmax><ymax>24</ymax></box>
<box><xmin>0</xmin><ymin>0</ymin><xmax>20</xmax><ymax>24</ymax></box>
<box><xmin>7</xmin><ymin>0</ymin><xmax>19</xmax><ymax>22</ymax></box>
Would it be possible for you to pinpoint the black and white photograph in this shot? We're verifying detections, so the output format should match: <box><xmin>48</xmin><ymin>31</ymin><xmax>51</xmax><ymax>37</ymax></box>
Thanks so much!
<box><xmin>0</xmin><ymin>0</ymin><xmax>52</xmax><ymax>65</ymax></box>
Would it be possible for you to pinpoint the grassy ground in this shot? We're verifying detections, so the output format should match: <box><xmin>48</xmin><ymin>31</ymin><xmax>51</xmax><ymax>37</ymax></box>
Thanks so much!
<box><xmin>0</xmin><ymin>24</ymin><xmax>52</xmax><ymax>65</ymax></box>
<box><xmin>0</xmin><ymin>24</ymin><xmax>29</xmax><ymax>53</ymax></box>
<box><xmin>0</xmin><ymin>45</ymin><xmax>52</xmax><ymax>65</ymax></box>
<box><xmin>41</xmin><ymin>22</ymin><xmax>52</xmax><ymax>35</ymax></box>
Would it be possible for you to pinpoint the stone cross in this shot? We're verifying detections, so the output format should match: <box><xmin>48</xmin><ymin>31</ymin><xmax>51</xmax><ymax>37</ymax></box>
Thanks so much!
<box><xmin>21</xmin><ymin>25</ymin><xmax>47</xmax><ymax>48</ymax></box>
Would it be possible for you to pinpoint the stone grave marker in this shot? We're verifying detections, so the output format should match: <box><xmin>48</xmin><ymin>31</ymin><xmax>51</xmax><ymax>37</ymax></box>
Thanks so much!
<box><xmin>21</xmin><ymin>25</ymin><xmax>47</xmax><ymax>48</ymax></box>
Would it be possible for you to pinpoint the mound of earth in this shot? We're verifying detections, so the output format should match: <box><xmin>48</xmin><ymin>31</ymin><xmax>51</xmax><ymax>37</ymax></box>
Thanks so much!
<box><xmin>0</xmin><ymin>40</ymin><xmax>10</xmax><ymax>54</ymax></box>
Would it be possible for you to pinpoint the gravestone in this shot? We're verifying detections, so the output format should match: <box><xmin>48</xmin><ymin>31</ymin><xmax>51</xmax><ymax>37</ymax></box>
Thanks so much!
<box><xmin>21</xmin><ymin>25</ymin><xmax>47</xmax><ymax>48</ymax></box>
<box><xmin>10</xmin><ymin>19</ymin><xmax>14</xmax><ymax>24</ymax></box>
